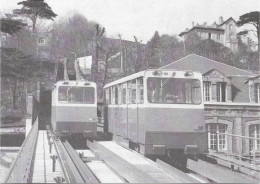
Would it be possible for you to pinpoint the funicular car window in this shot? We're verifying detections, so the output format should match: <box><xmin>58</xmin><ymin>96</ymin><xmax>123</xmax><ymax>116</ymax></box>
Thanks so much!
<box><xmin>58</xmin><ymin>86</ymin><xmax>95</xmax><ymax>104</ymax></box>
<box><xmin>147</xmin><ymin>78</ymin><xmax>201</xmax><ymax>104</ymax></box>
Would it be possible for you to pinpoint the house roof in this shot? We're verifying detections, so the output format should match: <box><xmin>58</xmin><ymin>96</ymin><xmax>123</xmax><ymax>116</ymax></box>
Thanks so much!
<box><xmin>160</xmin><ymin>54</ymin><xmax>257</xmax><ymax>103</ymax></box>
<box><xmin>179</xmin><ymin>26</ymin><xmax>224</xmax><ymax>37</ymax></box>
<box><xmin>160</xmin><ymin>54</ymin><xmax>255</xmax><ymax>77</ymax></box>
<box><xmin>217</xmin><ymin>17</ymin><xmax>236</xmax><ymax>27</ymax></box>
<box><xmin>245</xmin><ymin>75</ymin><xmax>260</xmax><ymax>84</ymax></box>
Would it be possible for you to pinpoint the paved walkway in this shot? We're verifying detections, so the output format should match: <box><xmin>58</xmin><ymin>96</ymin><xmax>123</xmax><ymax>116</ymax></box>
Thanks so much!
<box><xmin>32</xmin><ymin>130</ymin><xmax>64</xmax><ymax>183</ymax></box>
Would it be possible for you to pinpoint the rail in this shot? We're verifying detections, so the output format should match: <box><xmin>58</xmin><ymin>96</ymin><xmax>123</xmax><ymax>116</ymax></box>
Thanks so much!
<box><xmin>53</xmin><ymin>139</ymin><xmax>99</xmax><ymax>183</ymax></box>
<box><xmin>4</xmin><ymin>118</ymin><xmax>39</xmax><ymax>183</ymax></box>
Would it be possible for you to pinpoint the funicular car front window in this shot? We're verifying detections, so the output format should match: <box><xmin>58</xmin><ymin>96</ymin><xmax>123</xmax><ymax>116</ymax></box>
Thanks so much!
<box><xmin>147</xmin><ymin>78</ymin><xmax>201</xmax><ymax>104</ymax></box>
<box><xmin>58</xmin><ymin>86</ymin><xmax>95</xmax><ymax>104</ymax></box>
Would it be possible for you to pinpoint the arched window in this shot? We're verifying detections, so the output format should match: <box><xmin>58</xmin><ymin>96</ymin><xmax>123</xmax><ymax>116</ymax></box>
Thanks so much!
<box><xmin>249</xmin><ymin>124</ymin><xmax>260</xmax><ymax>152</ymax></box>
<box><xmin>206</xmin><ymin>123</ymin><xmax>227</xmax><ymax>151</ymax></box>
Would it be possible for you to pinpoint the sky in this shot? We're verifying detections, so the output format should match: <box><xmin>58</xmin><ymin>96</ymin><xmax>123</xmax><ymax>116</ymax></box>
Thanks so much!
<box><xmin>1</xmin><ymin>0</ymin><xmax>259</xmax><ymax>43</ymax></box>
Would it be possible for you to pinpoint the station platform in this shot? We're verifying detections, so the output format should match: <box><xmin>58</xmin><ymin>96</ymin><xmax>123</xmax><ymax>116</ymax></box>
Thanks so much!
<box><xmin>89</xmin><ymin>141</ymin><xmax>182</xmax><ymax>183</ymax></box>
<box><xmin>31</xmin><ymin>130</ymin><xmax>64</xmax><ymax>183</ymax></box>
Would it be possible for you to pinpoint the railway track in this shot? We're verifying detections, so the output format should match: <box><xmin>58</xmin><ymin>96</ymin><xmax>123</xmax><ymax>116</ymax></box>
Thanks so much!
<box><xmin>52</xmin><ymin>138</ymin><xmax>99</xmax><ymax>183</ymax></box>
<box><xmin>4</xmin><ymin>122</ymin><xmax>258</xmax><ymax>183</ymax></box>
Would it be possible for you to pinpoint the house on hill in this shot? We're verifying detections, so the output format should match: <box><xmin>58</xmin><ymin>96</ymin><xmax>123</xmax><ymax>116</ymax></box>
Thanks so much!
<box><xmin>179</xmin><ymin>17</ymin><xmax>238</xmax><ymax>51</ymax></box>
<box><xmin>160</xmin><ymin>54</ymin><xmax>260</xmax><ymax>158</ymax></box>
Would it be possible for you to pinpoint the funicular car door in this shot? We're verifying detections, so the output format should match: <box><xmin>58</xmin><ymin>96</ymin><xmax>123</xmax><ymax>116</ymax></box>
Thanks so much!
<box><xmin>127</xmin><ymin>78</ymin><xmax>142</xmax><ymax>142</ymax></box>
<box><xmin>114</xmin><ymin>85</ymin><xmax>120</xmax><ymax>136</ymax></box>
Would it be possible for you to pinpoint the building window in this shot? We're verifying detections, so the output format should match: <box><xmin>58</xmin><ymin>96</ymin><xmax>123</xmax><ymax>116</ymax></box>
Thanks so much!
<box><xmin>203</xmin><ymin>82</ymin><xmax>211</xmax><ymax>101</ymax></box>
<box><xmin>249</xmin><ymin>124</ymin><xmax>260</xmax><ymax>152</ymax></box>
<box><xmin>255</xmin><ymin>83</ymin><xmax>260</xmax><ymax>103</ymax></box>
<box><xmin>216</xmin><ymin>82</ymin><xmax>226</xmax><ymax>102</ymax></box>
<box><xmin>38</xmin><ymin>37</ymin><xmax>45</xmax><ymax>44</ymax></box>
<box><xmin>217</xmin><ymin>34</ymin><xmax>220</xmax><ymax>40</ymax></box>
<box><xmin>208</xmin><ymin>33</ymin><xmax>211</xmax><ymax>39</ymax></box>
<box><xmin>207</xmin><ymin>124</ymin><xmax>227</xmax><ymax>151</ymax></box>
<box><xmin>229</xmin><ymin>24</ymin><xmax>233</xmax><ymax>30</ymax></box>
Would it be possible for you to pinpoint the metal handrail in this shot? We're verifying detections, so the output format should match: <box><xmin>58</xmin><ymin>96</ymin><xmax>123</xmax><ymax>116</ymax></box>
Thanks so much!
<box><xmin>207</xmin><ymin>130</ymin><xmax>260</xmax><ymax>141</ymax></box>
<box><xmin>4</xmin><ymin>118</ymin><xmax>39</xmax><ymax>183</ymax></box>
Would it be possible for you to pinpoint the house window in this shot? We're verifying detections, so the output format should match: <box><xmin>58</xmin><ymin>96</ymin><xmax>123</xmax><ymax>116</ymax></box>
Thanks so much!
<box><xmin>207</xmin><ymin>124</ymin><xmax>227</xmax><ymax>151</ymax></box>
<box><xmin>203</xmin><ymin>82</ymin><xmax>211</xmax><ymax>101</ymax></box>
<box><xmin>217</xmin><ymin>34</ymin><xmax>220</xmax><ymax>40</ymax></box>
<box><xmin>229</xmin><ymin>24</ymin><xmax>233</xmax><ymax>30</ymax></box>
<box><xmin>208</xmin><ymin>33</ymin><xmax>211</xmax><ymax>39</ymax></box>
<box><xmin>217</xmin><ymin>82</ymin><xmax>226</xmax><ymax>102</ymax></box>
<box><xmin>249</xmin><ymin>124</ymin><xmax>260</xmax><ymax>152</ymax></box>
<box><xmin>38</xmin><ymin>37</ymin><xmax>45</xmax><ymax>44</ymax></box>
<box><xmin>255</xmin><ymin>83</ymin><xmax>260</xmax><ymax>103</ymax></box>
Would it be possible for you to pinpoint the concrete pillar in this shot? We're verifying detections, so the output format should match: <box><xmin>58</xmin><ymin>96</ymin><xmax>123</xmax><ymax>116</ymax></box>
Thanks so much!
<box><xmin>211</xmin><ymin>82</ymin><xmax>217</xmax><ymax>102</ymax></box>
<box><xmin>234</xmin><ymin>117</ymin><xmax>243</xmax><ymax>156</ymax></box>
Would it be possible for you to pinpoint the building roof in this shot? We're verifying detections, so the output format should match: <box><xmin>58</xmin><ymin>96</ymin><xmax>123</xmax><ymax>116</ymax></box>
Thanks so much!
<box><xmin>160</xmin><ymin>54</ymin><xmax>255</xmax><ymax>77</ymax></box>
<box><xmin>160</xmin><ymin>54</ymin><xmax>257</xmax><ymax>103</ymax></box>
<box><xmin>179</xmin><ymin>26</ymin><xmax>224</xmax><ymax>37</ymax></box>
<box><xmin>217</xmin><ymin>17</ymin><xmax>236</xmax><ymax>27</ymax></box>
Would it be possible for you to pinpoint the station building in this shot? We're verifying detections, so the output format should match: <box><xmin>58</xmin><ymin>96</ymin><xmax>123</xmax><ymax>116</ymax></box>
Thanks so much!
<box><xmin>161</xmin><ymin>54</ymin><xmax>260</xmax><ymax>158</ymax></box>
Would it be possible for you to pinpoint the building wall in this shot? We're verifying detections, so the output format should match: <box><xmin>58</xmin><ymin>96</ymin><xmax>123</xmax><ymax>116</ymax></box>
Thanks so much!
<box><xmin>203</xmin><ymin>71</ymin><xmax>260</xmax><ymax>157</ymax></box>
<box><xmin>219</xmin><ymin>20</ymin><xmax>238</xmax><ymax>51</ymax></box>
<box><xmin>205</xmin><ymin>104</ymin><xmax>260</xmax><ymax>156</ymax></box>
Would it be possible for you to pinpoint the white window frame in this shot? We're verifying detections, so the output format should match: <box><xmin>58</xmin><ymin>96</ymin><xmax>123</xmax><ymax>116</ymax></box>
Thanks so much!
<box><xmin>255</xmin><ymin>83</ymin><xmax>260</xmax><ymax>103</ymax></box>
<box><xmin>207</xmin><ymin>124</ymin><xmax>227</xmax><ymax>151</ymax></box>
<box><xmin>249</xmin><ymin>124</ymin><xmax>260</xmax><ymax>151</ymax></box>
<box><xmin>203</xmin><ymin>82</ymin><xmax>211</xmax><ymax>101</ymax></box>
<box><xmin>216</xmin><ymin>82</ymin><xmax>227</xmax><ymax>102</ymax></box>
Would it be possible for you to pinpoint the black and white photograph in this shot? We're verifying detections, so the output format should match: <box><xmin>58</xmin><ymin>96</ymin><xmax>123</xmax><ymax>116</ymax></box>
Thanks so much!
<box><xmin>0</xmin><ymin>0</ymin><xmax>259</xmax><ymax>183</ymax></box>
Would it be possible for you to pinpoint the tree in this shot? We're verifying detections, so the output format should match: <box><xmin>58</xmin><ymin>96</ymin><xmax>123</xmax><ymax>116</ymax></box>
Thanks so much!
<box><xmin>49</xmin><ymin>13</ymin><xmax>97</xmax><ymax>61</ymax></box>
<box><xmin>145</xmin><ymin>31</ymin><xmax>162</xmax><ymax>68</ymax></box>
<box><xmin>92</xmin><ymin>24</ymin><xmax>105</xmax><ymax>82</ymax></box>
<box><xmin>237</xmin><ymin>11</ymin><xmax>260</xmax><ymax>52</ymax></box>
<box><xmin>1</xmin><ymin>48</ymin><xmax>41</xmax><ymax>109</ymax></box>
<box><xmin>13</xmin><ymin>0</ymin><xmax>57</xmax><ymax>32</ymax></box>
<box><xmin>0</xmin><ymin>18</ymin><xmax>26</xmax><ymax>35</ymax></box>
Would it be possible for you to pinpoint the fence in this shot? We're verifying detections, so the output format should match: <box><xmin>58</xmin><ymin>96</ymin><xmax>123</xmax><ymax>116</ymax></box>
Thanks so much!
<box><xmin>4</xmin><ymin>118</ymin><xmax>39</xmax><ymax>183</ymax></box>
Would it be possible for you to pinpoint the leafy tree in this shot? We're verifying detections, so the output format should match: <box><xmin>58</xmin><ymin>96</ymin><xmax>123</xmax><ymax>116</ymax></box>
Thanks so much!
<box><xmin>13</xmin><ymin>0</ymin><xmax>57</xmax><ymax>32</ymax></box>
<box><xmin>0</xmin><ymin>18</ymin><xmax>26</xmax><ymax>35</ymax></box>
<box><xmin>146</xmin><ymin>31</ymin><xmax>162</xmax><ymax>68</ymax></box>
<box><xmin>49</xmin><ymin>13</ymin><xmax>97</xmax><ymax>61</ymax></box>
<box><xmin>1</xmin><ymin>48</ymin><xmax>40</xmax><ymax>109</ymax></box>
<box><xmin>237</xmin><ymin>11</ymin><xmax>260</xmax><ymax>52</ymax></box>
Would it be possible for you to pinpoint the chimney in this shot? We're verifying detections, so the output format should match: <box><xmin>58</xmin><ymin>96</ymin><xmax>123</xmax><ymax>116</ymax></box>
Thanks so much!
<box><xmin>219</xmin><ymin>16</ymin><xmax>224</xmax><ymax>24</ymax></box>
<box><xmin>203</xmin><ymin>22</ymin><xmax>207</xmax><ymax>27</ymax></box>
<box><xmin>192</xmin><ymin>21</ymin><xmax>194</xmax><ymax>27</ymax></box>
